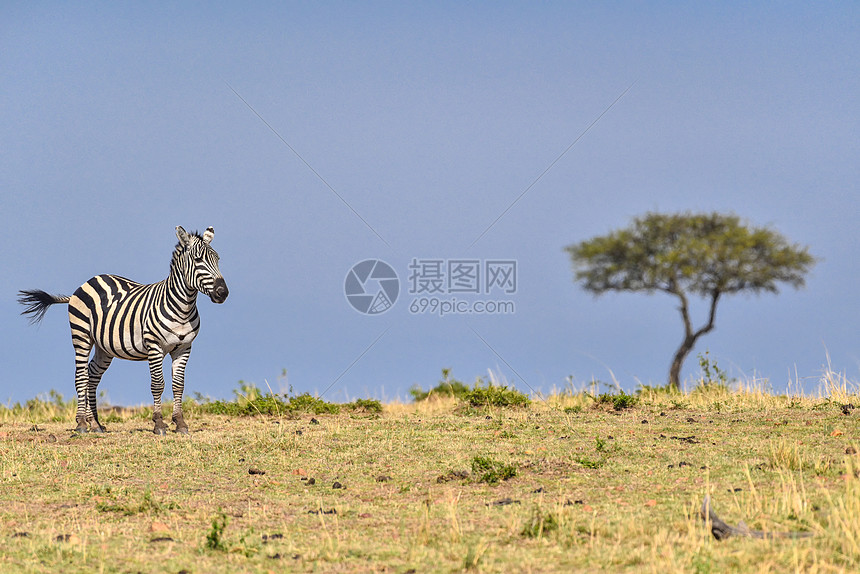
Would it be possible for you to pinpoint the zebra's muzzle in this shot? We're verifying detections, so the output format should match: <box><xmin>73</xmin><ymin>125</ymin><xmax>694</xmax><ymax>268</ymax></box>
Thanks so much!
<box><xmin>210</xmin><ymin>278</ymin><xmax>229</xmax><ymax>304</ymax></box>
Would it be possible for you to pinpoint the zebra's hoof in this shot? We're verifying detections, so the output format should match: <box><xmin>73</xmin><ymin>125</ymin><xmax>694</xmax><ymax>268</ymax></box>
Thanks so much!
<box><xmin>74</xmin><ymin>426</ymin><xmax>88</xmax><ymax>434</ymax></box>
<box><xmin>153</xmin><ymin>426</ymin><xmax>168</xmax><ymax>436</ymax></box>
<box><xmin>91</xmin><ymin>426</ymin><xmax>106</xmax><ymax>433</ymax></box>
<box><xmin>175</xmin><ymin>427</ymin><xmax>189</xmax><ymax>435</ymax></box>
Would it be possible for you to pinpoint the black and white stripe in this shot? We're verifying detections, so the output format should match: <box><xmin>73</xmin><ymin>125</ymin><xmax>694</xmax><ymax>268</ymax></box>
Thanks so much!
<box><xmin>19</xmin><ymin>226</ymin><xmax>228</xmax><ymax>434</ymax></box>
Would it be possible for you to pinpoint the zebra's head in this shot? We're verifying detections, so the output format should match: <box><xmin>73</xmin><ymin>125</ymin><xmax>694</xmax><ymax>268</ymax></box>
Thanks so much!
<box><xmin>175</xmin><ymin>226</ymin><xmax>229</xmax><ymax>304</ymax></box>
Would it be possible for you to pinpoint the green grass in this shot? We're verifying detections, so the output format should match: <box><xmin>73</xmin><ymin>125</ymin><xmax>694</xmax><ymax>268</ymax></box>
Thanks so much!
<box><xmin>410</xmin><ymin>368</ymin><xmax>530</xmax><ymax>408</ymax></box>
<box><xmin>470</xmin><ymin>455</ymin><xmax>517</xmax><ymax>484</ymax></box>
<box><xmin>3</xmin><ymin>379</ymin><xmax>860</xmax><ymax>572</ymax></box>
<box><xmin>410</xmin><ymin>368</ymin><xmax>472</xmax><ymax>402</ymax></box>
<box><xmin>205</xmin><ymin>510</ymin><xmax>229</xmax><ymax>552</ymax></box>
<box><xmin>590</xmin><ymin>389</ymin><xmax>640</xmax><ymax>411</ymax></box>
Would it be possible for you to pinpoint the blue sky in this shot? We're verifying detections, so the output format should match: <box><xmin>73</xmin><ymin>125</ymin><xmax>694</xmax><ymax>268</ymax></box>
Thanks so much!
<box><xmin>2</xmin><ymin>3</ymin><xmax>858</xmax><ymax>406</ymax></box>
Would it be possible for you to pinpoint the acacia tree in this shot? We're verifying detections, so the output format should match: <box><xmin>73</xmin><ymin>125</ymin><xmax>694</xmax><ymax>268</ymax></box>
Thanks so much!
<box><xmin>565</xmin><ymin>212</ymin><xmax>816</xmax><ymax>390</ymax></box>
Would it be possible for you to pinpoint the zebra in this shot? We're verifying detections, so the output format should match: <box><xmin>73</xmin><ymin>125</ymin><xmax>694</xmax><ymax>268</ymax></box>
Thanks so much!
<box><xmin>18</xmin><ymin>226</ymin><xmax>228</xmax><ymax>435</ymax></box>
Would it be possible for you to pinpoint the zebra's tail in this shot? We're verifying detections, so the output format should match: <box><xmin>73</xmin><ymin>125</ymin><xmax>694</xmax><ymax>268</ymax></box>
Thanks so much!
<box><xmin>17</xmin><ymin>290</ymin><xmax>71</xmax><ymax>325</ymax></box>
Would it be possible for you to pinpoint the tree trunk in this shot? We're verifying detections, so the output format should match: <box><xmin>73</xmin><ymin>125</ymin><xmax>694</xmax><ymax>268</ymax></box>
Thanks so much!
<box><xmin>668</xmin><ymin>336</ymin><xmax>696</xmax><ymax>390</ymax></box>
<box><xmin>667</xmin><ymin>288</ymin><xmax>721</xmax><ymax>391</ymax></box>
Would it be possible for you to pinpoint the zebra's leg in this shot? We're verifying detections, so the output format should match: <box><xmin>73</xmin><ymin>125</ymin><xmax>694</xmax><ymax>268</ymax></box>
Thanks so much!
<box><xmin>169</xmin><ymin>346</ymin><xmax>192</xmax><ymax>434</ymax></box>
<box><xmin>85</xmin><ymin>348</ymin><xmax>112</xmax><ymax>432</ymax></box>
<box><xmin>72</xmin><ymin>340</ymin><xmax>94</xmax><ymax>433</ymax></box>
<box><xmin>147</xmin><ymin>345</ymin><xmax>169</xmax><ymax>435</ymax></box>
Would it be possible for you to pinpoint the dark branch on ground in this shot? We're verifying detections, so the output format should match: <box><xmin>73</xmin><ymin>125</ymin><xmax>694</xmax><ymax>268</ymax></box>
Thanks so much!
<box><xmin>700</xmin><ymin>496</ymin><xmax>814</xmax><ymax>540</ymax></box>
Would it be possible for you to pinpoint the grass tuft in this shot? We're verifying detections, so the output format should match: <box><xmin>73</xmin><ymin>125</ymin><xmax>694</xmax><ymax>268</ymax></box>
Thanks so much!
<box><xmin>411</xmin><ymin>369</ymin><xmax>530</xmax><ymax>408</ymax></box>
<box><xmin>521</xmin><ymin>506</ymin><xmax>561</xmax><ymax>538</ymax></box>
<box><xmin>190</xmin><ymin>384</ymin><xmax>342</xmax><ymax>416</ymax></box>
<box><xmin>471</xmin><ymin>455</ymin><xmax>517</xmax><ymax>484</ymax></box>
<box><xmin>410</xmin><ymin>368</ymin><xmax>472</xmax><ymax>402</ymax></box>
<box><xmin>205</xmin><ymin>509</ymin><xmax>229</xmax><ymax>551</ymax></box>
<box><xmin>590</xmin><ymin>390</ymin><xmax>639</xmax><ymax>411</ymax></box>
<box><xmin>466</xmin><ymin>381</ymin><xmax>530</xmax><ymax>408</ymax></box>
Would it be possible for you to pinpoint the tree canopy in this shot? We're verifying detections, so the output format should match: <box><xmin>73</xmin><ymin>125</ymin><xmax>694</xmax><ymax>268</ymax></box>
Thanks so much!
<box><xmin>565</xmin><ymin>212</ymin><xmax>816</xmax><ymax>389</ymax></box>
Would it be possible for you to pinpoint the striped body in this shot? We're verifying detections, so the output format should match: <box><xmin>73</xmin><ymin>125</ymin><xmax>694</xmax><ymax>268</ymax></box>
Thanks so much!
<box><xmin>19</xmin><ymin>226</ymin><xmax>228</xmax><ymax>434</ymax></box>
<box><xmin>71</xmin><ymin>274</ymin><xmax>201</xmax><ymax>362</ymax></box>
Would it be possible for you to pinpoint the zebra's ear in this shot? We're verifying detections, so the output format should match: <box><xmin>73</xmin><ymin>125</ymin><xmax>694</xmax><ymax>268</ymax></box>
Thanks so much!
<box><xmin>203</xmin><ymin>227</ymin><xmax>215</xmax><ymax>244</ymax></box>
<box><xmin>176</xmin><ymin>226</ymin><xmax>190</xmax><ymax>245</ymax></box>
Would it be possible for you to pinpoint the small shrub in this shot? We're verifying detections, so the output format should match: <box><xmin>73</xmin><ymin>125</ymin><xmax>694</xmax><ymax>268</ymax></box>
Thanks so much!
<box><xmin>694</xmin><ymin>351</ymin><xmax>733</xmax><ymax>394</ymax></box>
<box><xmin>191</xmin><ymin>384</ymin><xmax>340</xmax><ymax>417</ymax></box>
<box><xmin>610</xmin><ymin>392</ymin><xmax>638</xmax><ymax>410</ymax></box>
<box><xmin>206</xmin><ymin>510</ymin><xmax>229</xmax><ymax>551</ymax></box>
<box><xmin>466</xmin><ymin>379</ymin><xmax>530</xmax><ymax>408</ymax></box>
<box><xmin>411</xmin><ymin>369</ymin><xmax>530</xmax><ymax>408</ymax></box>
<box><xmin>287</xmin><ymin>393</ymin><xmax>341</xmax><ymax>415</ymax></box>
<box><xmin>410</xmin><ymin>369</ymin><xmax>471</xmax><ymax>402</ymax></box>
<box><xmin>698</xmin><ymin>351</ymin><xmax>728</xmax><ymax>384</ymax></box>
<box><xmin>590</xmin><ymin>391</ymin><xmax>638</xmax><ymax>411</ymax></box>
<box><xmin>194</xmin><ymin>395</ymin><xmax>287</xmax><ymax>416</ymax></box>
<box><xmin>471</xmin><ymin>455</ymin><xmax>517</xmax><ymax>484</ymax></box>
<box><xmin>346</xmin><ymin>398</ymin><xmax>383</xmax><ymax>413</ymax></box>
<box><xmin>192</xmin><ymin>382</ymin><xmax>290</xmax><ymax>416</ymax></box>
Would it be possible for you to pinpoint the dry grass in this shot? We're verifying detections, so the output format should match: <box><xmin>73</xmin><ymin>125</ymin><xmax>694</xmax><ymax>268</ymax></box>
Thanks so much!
<box><xmin>2</xmin><ymin>374</ymin><xmax>860</xmax><ymax>573</ymax></box>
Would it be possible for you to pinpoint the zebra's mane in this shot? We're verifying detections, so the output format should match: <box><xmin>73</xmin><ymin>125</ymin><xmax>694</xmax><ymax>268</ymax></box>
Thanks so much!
<box><xmin>170</xmin><ymin>231</ymin><xmax>207</xmax><ymax>274</ymax></box>
<box><xmin>173</xmin><ymin>230</ymin><xmax>205</xmax><ymax>253</ymax></box>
